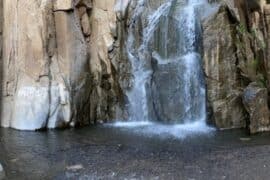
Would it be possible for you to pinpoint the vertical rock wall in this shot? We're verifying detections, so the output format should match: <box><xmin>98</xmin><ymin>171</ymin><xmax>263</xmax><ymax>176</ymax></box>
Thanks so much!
<box><xmin>203</xmin><ymin>0</ymin><xmax>270</xmax><ymax>133</ymax></box>
<box><xmin>0</xmin><ymin>0</ymin><xmax>125</xmax><ymax>130</ymax></box>
<box><xmin>203</xmin><ymin>1</ymin><xmax>247</xmax><ymax>129</ymax></box>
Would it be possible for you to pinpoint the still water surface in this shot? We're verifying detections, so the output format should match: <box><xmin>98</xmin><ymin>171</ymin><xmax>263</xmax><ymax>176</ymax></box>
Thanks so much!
<box><xmin>1</xmin><ymin>125</ymin><xmax>270</xmax><ymax>179</ymax></box>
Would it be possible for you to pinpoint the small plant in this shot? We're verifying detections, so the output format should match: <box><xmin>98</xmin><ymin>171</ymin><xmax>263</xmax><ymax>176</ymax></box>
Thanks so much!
<box><xmin>256</xmin><ymin>73</ymin><xmax>267</xmax><ymax>88</ymax></box>
<box><xmin>236</xmin><ymin>23</ymin><xmax>247</xmax><ymax>35</ymax></box>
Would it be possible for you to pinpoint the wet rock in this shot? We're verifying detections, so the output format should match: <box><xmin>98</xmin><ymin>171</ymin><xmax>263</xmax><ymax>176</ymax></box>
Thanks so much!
<box><xmin>151</xmin><ymin>61</ymin><xmax>185</xmax><ymax>122</ymax></box>
<box><xmin>243</xmin><ymin>82</ymin><xmax>270</xmax><ymax>134</ymax></box>
<box><xmin>151</xmin><ymin>53</ymin><xmax>205</xmax><ymax>123</ymax></box>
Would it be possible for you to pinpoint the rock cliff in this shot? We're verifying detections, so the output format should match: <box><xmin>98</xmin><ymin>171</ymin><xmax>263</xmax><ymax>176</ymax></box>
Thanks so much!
<box><xmin>1</xmin><ymin>0</ymin><xmax>270</xmax><ymax>133</ymax></box>
<box><xmin>203</xmin><ymin>0</ymin><xmax>270</xmax><ymax>133</ymax></box>
<box><xmin>0</xmin><ymin>0</ymin><xmax>125</xmax><ymax>130</ymax></box>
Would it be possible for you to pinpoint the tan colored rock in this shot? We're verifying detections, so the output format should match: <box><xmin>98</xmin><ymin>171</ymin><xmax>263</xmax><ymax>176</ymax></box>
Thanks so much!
<box><xmin>54</xmin><ymin>0</ymin><xmax>73</xmax><ymax>11</ymax></box>
<box><xmin>203</xmin><ymin>3</ymin><xmax>247</xmax><ymax>128</ymax></box>
<box><xmin>203</xmin><ymin>0</ymin><xmax>270</xmax><ymax>131</ymax></box>
<box><xmin>2</xmin><ymin>0</ymin><xmax>57</xmax><ymax>130</ymax></box>
<box><xmin>75</xmin><ymin>0</ymin><xmax>92</xmax><ymax>9</ymax></box>
<box><xmin>81</xmin><ymin>12</ymin><xmax>91</xmax><ymax>36</ymax></box>
<box><xmin>94</xmin><ymin>0</ymin><xmax>115</xmax><ymax>11</ymax></box>
<box><xmin>86</xmin><ymin>0</ymin><xmax>126</xmax><ymax>123</ymax></box>
<box><xmin>0</xmin><ymin>0</ymin><xmax>124</xmax><ymax>130</ymax></box>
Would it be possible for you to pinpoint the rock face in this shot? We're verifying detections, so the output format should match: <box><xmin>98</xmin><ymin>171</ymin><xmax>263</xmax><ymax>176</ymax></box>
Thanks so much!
<box><xmin>151</xmin><ymin>61</ymin><xmax>186</xmax><ymax>123</ymax></box>
<box><xmin>0</xmin><ymin>0</ymin><xmax>125</xmax><ymax>130</ymax></box>
<box><xmin>203</xmin><ymin>0</ymin><xmax>270</xmax><ymax>132</ymax></box>
<box><xmin>203</xmin><ymin>2</ymin><xmax>247</xmax><ymax>128</ymax></box>
<box><xmin>1</xmin><ymin>0</ymin><xmax>270</xmax><ymax>133</ymax></box>
<box><xmin>243</xmin><ymin>82</ymin><xmax>270</xmax><ymax>133</ymax></box>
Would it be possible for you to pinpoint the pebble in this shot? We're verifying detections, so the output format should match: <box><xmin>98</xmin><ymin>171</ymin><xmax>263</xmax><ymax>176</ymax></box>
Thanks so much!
<box><xmin>66</xmin><ymin>164</ymin><xmax>84</xmax><ymax>171</ymax></box>
<box><xmin>240</xmin><ymin>137</ymin><xmax>251</xmax><ymax>141</ymax></box>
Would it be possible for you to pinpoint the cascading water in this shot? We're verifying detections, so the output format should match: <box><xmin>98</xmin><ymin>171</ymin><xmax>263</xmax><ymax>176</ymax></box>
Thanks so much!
<box><xmin>126</xmin><ymin>0</ymin><xmax>173</xmax><ymax>122</ymax></box>
<box><xmin>113</xmin><ymin>0</ymin><xmax>214</xmax><ymax>138</ymax></box>
<box><xmin>177</xmin><ymin>0</ymin><xmax>207</xmax><ymax>123</ymax></box>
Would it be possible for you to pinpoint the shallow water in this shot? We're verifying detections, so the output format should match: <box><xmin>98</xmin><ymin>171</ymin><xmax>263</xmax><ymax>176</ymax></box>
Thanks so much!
<box><xmin>1</xmin><ymin>126</ymin><xmax>270</xmax><ymax>179</ymax></box>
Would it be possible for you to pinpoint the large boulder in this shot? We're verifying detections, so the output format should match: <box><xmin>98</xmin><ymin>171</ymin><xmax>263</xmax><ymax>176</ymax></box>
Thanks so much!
<box><xmin>151</xmin><ymin>61</ymin><xmax>185</xmax><ymax>123</ymax></box>
<box><xmin>243</xmin><ymin>82</ymin><xmax>270</xmax><ymax>134</ymax></box>
<box><xmin>202</xmin><ymin>3</ymin><xmax>247</xmax><ymax>128</ymax></box>
<box><xmin>151</xmin><ymin>53</ymin><xmax>206</xmax><ymax>123</ymax></box>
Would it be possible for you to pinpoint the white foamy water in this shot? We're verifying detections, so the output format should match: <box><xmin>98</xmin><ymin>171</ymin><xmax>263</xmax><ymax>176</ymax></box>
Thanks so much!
<box><xmin>123</xmin><ymin>0</ymin><xmax>215</xmax><ymax>135</ymax></box>
<box><xmin>108</xmin><ymin>121</ymin><xmax>214</xmax><ymax>139</ymax></box>
<box><xmin>112</xmin><ymin>121</ymin><xmax>154</xmax><ymax>127</ymax></box>
<box><xmin>126</xmin><ymin>0</ymin><xmax>173</xmax><ymax>122</ymax></box>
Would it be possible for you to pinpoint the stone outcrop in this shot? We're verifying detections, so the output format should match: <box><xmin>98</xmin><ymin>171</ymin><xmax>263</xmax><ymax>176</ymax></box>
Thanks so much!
<box><xmin>203</xmin><ymin>0</ymin><xmax>270</xmax><ymax>132</ymax></box>
<box><xmin>0</xmin><ymin>0</ymin><xmax>125</xmax><ymax>130</ymax></box>
<box><xmin>243</xmin><ymin>82</ymin><xmax>270</xmax><ymax>133</ymax></box>
<box><xmin>151</xmin><ymin>60</ymin><xmax>186</xmax><ymax>123</ymax></box>
<box><xmin>203</xmin><ymin>2</ymin><xmax>247</xmax><ymax>128</ymax></box>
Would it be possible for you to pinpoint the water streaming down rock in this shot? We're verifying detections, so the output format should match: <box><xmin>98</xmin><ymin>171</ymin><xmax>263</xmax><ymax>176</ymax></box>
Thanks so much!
<box><xmin>126</xmin><ymin>0</ymin><xmax>173</xmax><ymax>122</ymax></box>
<box><xmin>126</xmin><ymin>0</ymin><xmax>208</xmax><ymax>124</ymax></box>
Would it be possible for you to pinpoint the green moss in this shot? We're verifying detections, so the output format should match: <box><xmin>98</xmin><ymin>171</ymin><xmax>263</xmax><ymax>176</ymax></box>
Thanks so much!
<box><xmin>251</xmin><ymin>58</ymin><xmax>259</xmax><ymax>71</ymax></box>
<box><xmin>236</xmin><ymin>23</ymin><xmax>247</xmax><ymax>35</ymax></box>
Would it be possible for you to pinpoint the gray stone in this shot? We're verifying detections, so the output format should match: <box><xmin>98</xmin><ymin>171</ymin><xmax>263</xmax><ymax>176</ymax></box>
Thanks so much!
<box><xmin>0</xmin><ymin>163</ymin><xmax>5</xmax><ymax>180</ymax></box>
<box><xmin>151</xmin><ymin>61</ymin><xmax>186</xmax><ymax>123</ymax></box>
<box><xmin>243</xmin><ymin>82</ymin><xmax>270</xmax><ymax>134</ymax></box>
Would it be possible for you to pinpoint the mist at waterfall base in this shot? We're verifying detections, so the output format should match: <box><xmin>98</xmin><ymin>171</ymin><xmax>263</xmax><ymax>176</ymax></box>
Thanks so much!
<box><xmin>108</xmin><ymin>121</ymin><xmax>214</xmax><ymax>139</ymax></box>
<box><xmin>110</xmin><ymin>0</ymin><xmax>215</xmax><ymax>139</ymax></box>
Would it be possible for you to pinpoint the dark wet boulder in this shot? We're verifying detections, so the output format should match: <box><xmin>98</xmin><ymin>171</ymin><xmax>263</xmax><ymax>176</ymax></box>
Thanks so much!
<box><xmin>151</xmin><ymin>53</ymin><xmax>206</xmax><ymax>123</ymax></box>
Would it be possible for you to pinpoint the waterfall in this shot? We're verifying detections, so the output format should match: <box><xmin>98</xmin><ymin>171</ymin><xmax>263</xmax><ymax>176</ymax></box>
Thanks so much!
<box><xmin>126</xmin><ymin>0</ymin><xmax>173</xmax><ymax>122</ymax></box>
<box><xmin>126</xmin><ymin>0</ymin><xmax>208</xmax><ymax>125</ymax></box>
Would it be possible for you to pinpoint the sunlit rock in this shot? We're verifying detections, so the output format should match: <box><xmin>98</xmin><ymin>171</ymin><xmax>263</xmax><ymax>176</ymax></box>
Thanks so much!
<box><xmin>0</xmin><ymin>0</ymin><xmax>123</xmax><ymax>130</ymax></box>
